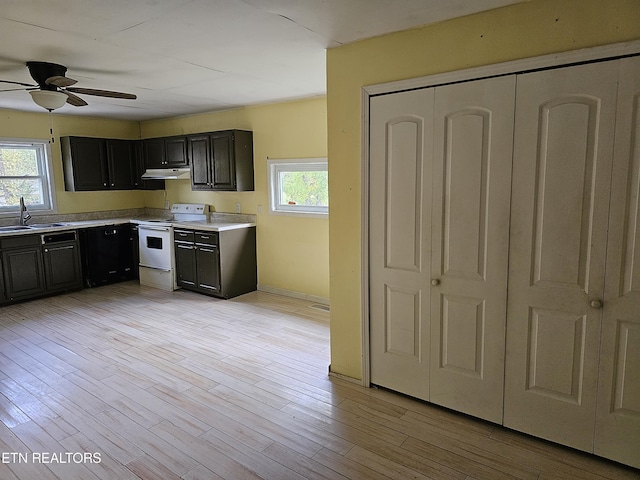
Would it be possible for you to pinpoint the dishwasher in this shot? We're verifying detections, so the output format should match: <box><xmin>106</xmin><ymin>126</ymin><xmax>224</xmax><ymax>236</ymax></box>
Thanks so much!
<box><xmin>79</xmin><ymin>224</ymin><xmax>137</xmax><ymax>287</ymax></box>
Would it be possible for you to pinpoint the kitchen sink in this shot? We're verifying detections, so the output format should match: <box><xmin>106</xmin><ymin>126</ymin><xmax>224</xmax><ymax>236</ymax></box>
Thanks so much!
<box><xmin>28</xmin><ymin>223</ymin><xmax>67</xmax><ymax>228</ymax></box>
<box><xmin>0</xmin><ymin>225</ymin><xmax>32</xmax><ymax>232</ymax></box>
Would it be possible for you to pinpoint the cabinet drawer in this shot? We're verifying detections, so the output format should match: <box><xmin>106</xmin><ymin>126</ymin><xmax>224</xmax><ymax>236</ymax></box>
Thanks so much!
<box><xmin>1</xmin><ymin>234</ymin><xmax>40</xmax><ymax>249</ymax></box>
<box><xmin>174</xmin><ymin>230</ymin><xmax>195</xmax><ymax>242</ymax></box>
<box><xmin>195</xmin><ymin>231</ymin><xmax>218</xmax><ymax>245</ymax></box>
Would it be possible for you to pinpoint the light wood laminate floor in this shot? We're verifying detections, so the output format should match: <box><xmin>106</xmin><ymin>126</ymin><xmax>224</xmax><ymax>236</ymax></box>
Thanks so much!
<box><xmin>0</xmin><ymin>282</ymin><xmax>637</xmax><ymax>480</ymax></box>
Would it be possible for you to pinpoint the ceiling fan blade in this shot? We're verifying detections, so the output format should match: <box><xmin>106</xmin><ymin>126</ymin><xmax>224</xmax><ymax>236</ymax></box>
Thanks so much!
<box><xmin>63</xmin><ymin>91</ymin><xmax>88</xmax><ymax>107</ymax></box>
<box><xmin>66</xmin><ymin>87</ymin><xmax>136</xmax><ymax>100</ymax></box>
<box><xmin>0</xmin><ymin>79</ymin><xmax>37</xmax><ymax>87</ymax></box>
<box><xmin>46</xmin><ymin>75</ymin><xmax>77</xmax><ymax>87</ymax></box>
<box><xmin>0</xmin><ymin>87</ymin><xmax>38</xmax><ymax>92</ymax></box>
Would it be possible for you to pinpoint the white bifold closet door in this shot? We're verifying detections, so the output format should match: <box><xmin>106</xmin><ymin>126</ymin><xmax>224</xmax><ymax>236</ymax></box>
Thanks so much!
<box><xmin>503</xmin><ymin>61</ymin><xmax>619</xmax><ymax>452</ymax></box>
<box><xmin>593</xmin><ymin>56</ymin><xmax>640</xmax><ymax>468</ymax></box>
<box><xmin>369</xmin><ymin>76</ymin><xmax>515</xmax><ymax>423</ymax></box>
<box><xmin>369</xmin><ymin>55</ymin><xmax>640</xmax><ymax>468</ymax></box>
<box><xmin>369</xmin><ymin>88</ymin><xmax>434</xmax><ymax>402</ymax></box>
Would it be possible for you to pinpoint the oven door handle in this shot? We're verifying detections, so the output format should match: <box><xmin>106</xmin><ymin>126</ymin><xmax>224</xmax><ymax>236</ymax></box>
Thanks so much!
<box><xmin>139</xmin><ymin>264</ymin><xmax>172</xmax><ymax>272</ymax></box>
<box><xmin>139</xmin><ymin>226</ymin><xmax>171</xmax><ymax>232</ymax></box>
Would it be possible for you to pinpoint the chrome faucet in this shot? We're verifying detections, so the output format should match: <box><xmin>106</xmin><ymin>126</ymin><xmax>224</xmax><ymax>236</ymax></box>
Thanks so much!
<box><xmin>18</xmin><ymin>196</ymin><xmax>31</xmax><ymax>225</ymax></box>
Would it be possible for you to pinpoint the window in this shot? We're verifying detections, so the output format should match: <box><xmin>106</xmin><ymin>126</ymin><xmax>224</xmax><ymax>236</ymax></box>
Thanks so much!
<box><xmin>268</xmin><ymin>158</ymin><xmax>328</xmax><ymax>216</ymax></box>
<box><xmin>0</xmin><ymin>139</ymin><xmax>55</xmax><ymax>215</ymax></box>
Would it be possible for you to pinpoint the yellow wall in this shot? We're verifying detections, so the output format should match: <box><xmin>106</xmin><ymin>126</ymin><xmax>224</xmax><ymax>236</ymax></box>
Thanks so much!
<box><xmin>326</xmin><ymin>0</ymin><xmax>640</xmax><ymax>379</ymax></box>
<box><xmin>1</xmin><ymin>97</ymin><xmax>329</xmax><ymax>300</ymax></box>
<box><xmin>0</xmin><ymin>109</ymin><xmax>150</xmax><ymax>213</ymax></box>
<box><xmin>141</xmin><ymin>97</ymin><xmax>329</xmax><ymax>300</ymax></box>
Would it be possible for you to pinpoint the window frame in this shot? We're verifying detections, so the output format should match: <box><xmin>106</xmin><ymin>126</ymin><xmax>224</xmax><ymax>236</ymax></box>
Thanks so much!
<box><xmin>0</xmin><ymin>138</ymin><xmax>57</xmax><ymax>217</ymax></box>
<box><xmin>267</xmin><ymin>157</ymin><xmax>328</xmax><ymax>217</ymax></box>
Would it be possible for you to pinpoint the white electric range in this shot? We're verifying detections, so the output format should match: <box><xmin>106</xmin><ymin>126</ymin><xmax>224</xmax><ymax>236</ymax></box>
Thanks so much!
<box><xmin>137</xmin><ymin>203</ymin><xmax>209</xmax><ymax>291</ymax></box>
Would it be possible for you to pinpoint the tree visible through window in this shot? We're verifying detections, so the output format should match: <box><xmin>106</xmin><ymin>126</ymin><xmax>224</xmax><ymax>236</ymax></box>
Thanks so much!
<box><xmin>0</xmin><ymin>140</ymin><xmax>54</xmax><ymax>213</ymax></box>
<box><xmin>268</xmin><ymin>158</ymin><xmax>328</xmax><ymax>216</ymax></box>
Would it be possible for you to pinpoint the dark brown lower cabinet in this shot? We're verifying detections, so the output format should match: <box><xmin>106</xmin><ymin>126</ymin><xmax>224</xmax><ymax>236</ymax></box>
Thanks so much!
<box><xmin>0</xmin><ymin>256</ymin><xmax>4</xmax><ymax>304</ymax></box>
<box><xmin>175</xmin><ymin>239</ymin><xmax>197</xmax><ymax>288</ymax></box>
<box><xmin>194</xmin><ymin>236</ymin><xmax>221</xmax><ymax>293</ymax></box>
<box><xmin>174</xmin><ymin>227</ymin><xmax>255</xmax><ymax>299</ymax></box>
<box><xmin>2</xmin><ymin>241</ymin><xmax>46</xmax><ymax>302</ymax></box>
<box><xmin>0</xmin><ymin>232</ymin><xmax>83</xmax><ymax>305</ymax></box>
<box><xmin>43</xmin><ymin>240</ymin><xmax>83</xmax><ymax>293</ymax></box>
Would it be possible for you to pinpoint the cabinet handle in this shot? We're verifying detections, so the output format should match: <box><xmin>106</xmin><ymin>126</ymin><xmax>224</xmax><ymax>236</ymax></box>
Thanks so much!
<box><xmin>431</xmin><ymin>279</ymin><xmax>440</xmax><ymax>286</ymax></box>
<box><xmin>590</xmin><ymin>299</ymin><xmax>603</xmax><ymax>309</ymax></box>
<box><xmin>103</xmin><ymin>183</ymin><xmax>107</xmax><ymax>186</ymax></box>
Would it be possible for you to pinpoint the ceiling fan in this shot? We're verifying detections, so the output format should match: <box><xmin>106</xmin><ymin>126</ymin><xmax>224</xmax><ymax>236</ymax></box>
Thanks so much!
<box><xmin>0</xmin><ymin>61</ymin><xmax>136</xmax><ymax>111</ymax></box>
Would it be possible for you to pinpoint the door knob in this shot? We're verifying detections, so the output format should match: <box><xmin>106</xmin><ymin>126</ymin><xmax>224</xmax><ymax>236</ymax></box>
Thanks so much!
<box><xmin>590</xmin><ymin>299</ymin><xmax>603</xmax><ymax>309</ymax></box>
<box><xmin>431</xmin><ymin>279</ymin><xmax>440</xmax><ymax>286</ymax></box>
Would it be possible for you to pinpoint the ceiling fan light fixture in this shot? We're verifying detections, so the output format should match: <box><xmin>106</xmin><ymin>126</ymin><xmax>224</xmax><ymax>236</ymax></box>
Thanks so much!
<box><xmin>29</xmin><ymin>90</ymin><xmax>67</xmax><ymax>111</ymax></box>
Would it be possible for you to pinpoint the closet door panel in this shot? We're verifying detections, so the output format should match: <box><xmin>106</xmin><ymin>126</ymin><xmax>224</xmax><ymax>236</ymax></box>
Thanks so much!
<box><xmin>429</xmin><ymin>76</ymin><xmax>516</xmax><ymax>423</ymax></box>
<box><xmin>504</xmin><ymin>62</ymin><xmax>618</xmax><ymax>451</ymax></box>
<box><xmin>369</xmin><ymin>89</ymin><xmax>434</xmax><ymax>400</ymax></box>
<box><xmin>594</xmin><ymin>56</ymin><xmax>640</xmax><ymax>468</ymax></box>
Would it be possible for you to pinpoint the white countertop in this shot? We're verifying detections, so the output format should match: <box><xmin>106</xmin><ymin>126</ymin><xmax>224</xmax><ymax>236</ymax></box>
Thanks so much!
<box><xmin>169</xmin><ymin>220</ymin><xmax>256</xmax><ymax>232</ymax></box>
<box><xmin>0</xmin><ymin>217</ymin><xmax>255</xmax><ymax>237</ymax></box>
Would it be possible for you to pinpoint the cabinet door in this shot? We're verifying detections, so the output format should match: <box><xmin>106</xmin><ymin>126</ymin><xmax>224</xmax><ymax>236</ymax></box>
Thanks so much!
<box><xmin>134</xmin><ymin>141</ymin><xmax>165</xmax><ymax>190</ymax></box>
<box><xmin>594</xmin><ymin>57</ymin><xmax>640</xmax><ymax>469</ymax></box>
<box><xmin>211</xmin><ymin>131</ymin><xmax>236</xmax><ymax>190</ymax></box>
<box><xmin>43</xmin><ymin>242</ymin><xmax>82</xmax><ymax>292</ymax></box>
<box><xmin>165</xmin><ymin>136</ymin><xmax>188</xmax><ymax>167</ymax></box>
<box><xmin>133</xmin><ymin>141</ymin><xmax>144</xmax><ymax>189</ymax></box>
<box><xmin>2</xmin><ymin>247</ymin><xmax>45</xmax><ymax>301</ymax></box>
<box><xmin>143</xmin><ymin>138</ymin><xmax>165</xmax><ymax>168</ymax></box>
<box><xmin>69</xmin><ymin>137</ymin><xmax>108</xmax><ymax>190</ymax></box>
<box><xmin>175</xmin><ymin>242</ymin><xmax>197</xmax><ymax>288</ymax></box>
<box><xmin>369</xmin><ymin>88</ymin><xmax>434</xmax><ymax>401</ymax></box>
<box><xmin>189</xmin><ymin>134</ymin><xmax>211</xmax><ymax>190</ymax></box>
<box><xmin>429</xmin><ymin>76</ymin><xmax>515</xmax><ymax>423</ymax></box>
<box><xmin>106</xmin><ymin>140</ymin><xmax>135</xmax><ymax>189</ymax></box>
<box><xmin>0</xmin><ymin>256</ymin><xmax>5</xmax><ymax>304</ymax></box>
<box><xmin>504</xmin><ymin>62</ymin><xmax>618</xmax><ymax>452</ymax></box>
<box><xmin>115</xmin><ymin>224</ymin><xmax>136</xmax><ymax>279</ymax></box>
<box><xmin>196</xmin><ymin>244</ymin><xmax>220</xmax><ymax>293</ymax></box>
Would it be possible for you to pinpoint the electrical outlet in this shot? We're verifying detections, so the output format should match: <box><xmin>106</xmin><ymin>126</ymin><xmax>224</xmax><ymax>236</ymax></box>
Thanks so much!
<box><xmin>257</xmin><ymin>205</ymin><xmax>263</xmax><ymax>214</ymax></box>
<box><xmin>235</xmin><ymin>203</ymin><xmax>241</xmax><ymax>213</ymax></box>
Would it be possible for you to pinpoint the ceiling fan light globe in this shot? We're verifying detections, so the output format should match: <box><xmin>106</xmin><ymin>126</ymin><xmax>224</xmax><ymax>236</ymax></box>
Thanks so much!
<box><xmin>29</xmin><ymin>90</ymin><xmax>67</xmax><ymax>111</ymax></box>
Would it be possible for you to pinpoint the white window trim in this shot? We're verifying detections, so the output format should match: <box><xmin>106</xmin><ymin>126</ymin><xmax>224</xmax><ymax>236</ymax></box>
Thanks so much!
<box><xmin>0</xmin><ymin>137</ymin><xmax>57</xmax><ymax>217</ymax></box>
<box><xmin>267</xmin><ymin>157</ymin><xmax>328</xmax><ymax>217</ymax></box>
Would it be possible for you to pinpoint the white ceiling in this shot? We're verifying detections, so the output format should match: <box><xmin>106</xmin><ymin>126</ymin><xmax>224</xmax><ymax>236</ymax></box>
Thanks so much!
<box><xmin>0</xmin><ymin>0</ymin><xmax>524</xmax><ymax>121</ymax></box>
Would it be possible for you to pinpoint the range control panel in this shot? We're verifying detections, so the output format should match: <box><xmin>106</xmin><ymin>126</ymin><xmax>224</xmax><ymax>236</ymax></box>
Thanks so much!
<box><xmin>170</xmin><ymin>203</ymin><xmax>210</xmax><ymax>215</ymax></box>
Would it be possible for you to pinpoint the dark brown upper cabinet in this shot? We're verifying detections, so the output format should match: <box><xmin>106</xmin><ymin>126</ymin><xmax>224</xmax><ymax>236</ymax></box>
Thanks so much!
<box><xmin>143</xmin><ymin>136</ymin><xmax>188</xmax><ymax>168</ymax></box>
<box><xmin>62</xmin><ymin>136</ymin><xmax>135</xmax><ymax>191</ymax></box>
<box><xmin>133</xmin><ymin>141</ymin><xmax>165</xmax><ymax>190</ymax></box>
<box><xmin>142</xmin><ymin>138</ymin><xmax>165</xmax><ymax>169</ymax></box>
<box><xmin>190</xmin><ymin>130</ymin><xmax>254</xmax><ymax>191</ymax></box>
<box><xmin>106</xmin><ymin>140</ymin><xmax>136</xmax><ymax>190</ymax></box>
<box><xmin>165</xmin><ymin>136</ymin><xmax>189</xmax><ymax>167</ymax></box>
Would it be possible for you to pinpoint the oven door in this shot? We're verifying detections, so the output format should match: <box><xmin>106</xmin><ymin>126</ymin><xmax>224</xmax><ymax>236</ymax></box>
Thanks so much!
<box><xmin>138</xmin><ymin>225</ymin><xmax>173</xmax><ymax>271</ymax></box>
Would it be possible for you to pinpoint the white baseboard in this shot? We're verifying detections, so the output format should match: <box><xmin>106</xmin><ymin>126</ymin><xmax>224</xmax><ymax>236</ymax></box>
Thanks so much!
<box><xmin>257</xmin><ymin>284</ymin><xmax>329</xmax><ymax>306</ymax></box>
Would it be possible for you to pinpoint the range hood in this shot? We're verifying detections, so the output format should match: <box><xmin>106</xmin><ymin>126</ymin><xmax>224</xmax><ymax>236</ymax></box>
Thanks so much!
<box><xmin>141</xmin><ymin>168</ymin><xmax>190</xmax><ymax>180</ymax></box>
